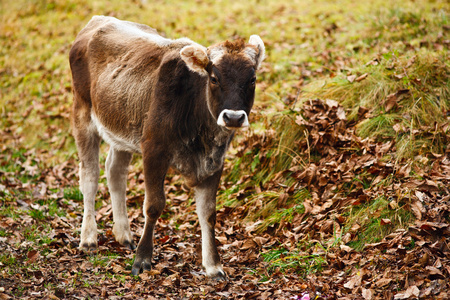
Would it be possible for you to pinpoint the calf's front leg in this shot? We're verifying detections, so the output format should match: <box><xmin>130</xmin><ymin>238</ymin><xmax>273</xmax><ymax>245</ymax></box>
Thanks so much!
<box><xmin>195</xmin><ymin>170</ymin><xmax>226</xmax><ymax>280</ymax></box>
<box><xmin>131</xmin><ymin>142</ymin><xmax>168</xmax><ymax>275</ymax></box>
<box><xmin>131</xmin><ymin>190</ymin><xmax>165</xmax><ymax>275</ymax></box>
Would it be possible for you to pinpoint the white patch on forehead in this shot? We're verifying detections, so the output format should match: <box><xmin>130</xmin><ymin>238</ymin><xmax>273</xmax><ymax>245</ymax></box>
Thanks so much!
<box><xmin>91</xmin><ymin>113</ymin><xmax>141</xmax><ymax>153</ymax></box>
<box><xmin>208</xmin><ymin>47</ymin><xmax>225</xmax><ymax>64</ymax></box>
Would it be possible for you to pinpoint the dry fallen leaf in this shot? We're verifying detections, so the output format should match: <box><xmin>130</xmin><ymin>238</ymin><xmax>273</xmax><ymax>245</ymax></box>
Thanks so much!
<box><xmin>26</xmin><ymin>250</ymin><xmax>40</xmax><ymax>264</ymax></box>
<box><xmin>336</xmin><ymin>106</ymin><xmax>346</xmax><ymax>120</ymax></box>
<box><xmin>325</xmin><ymin>99</ymin><xmax>339</xmax><ymax>107</ymax></box>
<box><xmin>410</xmin><ymin>201</ymin><xmax>424</xmax><ymax>220</ymax></box>
<box><xmin>344</xmin><ymin>274</ymin><xmax>361</xmax><ymax>289</ymax></box>
<box><xmin>384</xmin><ymin>89</ymin><xmax>410</xmax><ymax>112</ymax></box>
<box><xmin>394</xmin><ymin>286</ymin><xmax>420</xmax><ymax>299</ymax></box>
<box><xmin>380</xmin><ymin>218</ymin><xmax>392</xmax><ymax>225</ymax></box>
<box><xmin>375</xmin><ymin>277</ymin><xmax>392</xmax><ymax>288</ymax></box>
<box><xmin>340</xmin><ymin>245</ymin><xmax>353</xmax><ymax>253</ymax></box>
<box><xmin>253</xmin><ymin>236</ymin><xmax>269</xmax><ymax>247</ymax></box>
<box><xmin>362</xmin><ymin>288</ymin><xmax>374</xmax><ymax>300</ymax></box>
<box><xmin>241</xmin><ymin>239</ymin><xmax>257</xmax><ymax>250</ymax></box>
<box><xmin>355</xmin><ymin>73</ymin><xmax>369</xmax><ymax>82</ymax></box>
<box><xmin>347</xmin><ymin>74</ymin><xmax>357</xmax><ymax>83</ymax></box>
<box><xmin>425</xmin><ymin>266</ymin><xmax>443</xmax><ymax>276</ymax></box>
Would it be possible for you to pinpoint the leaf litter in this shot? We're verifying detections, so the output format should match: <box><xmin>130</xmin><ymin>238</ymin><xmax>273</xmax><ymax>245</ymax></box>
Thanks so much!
<box><xmin>1</xmin><ymin>0</ymin><xmax>450</xmax><ymax>297</ymax></box>
<box><xmin>1</xmin><ymin>97</ymin><xmax>449</xmax><ymax>299</ymax></box>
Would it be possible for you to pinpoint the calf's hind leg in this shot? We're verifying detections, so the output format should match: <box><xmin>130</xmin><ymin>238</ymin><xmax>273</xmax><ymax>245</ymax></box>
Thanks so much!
<box><xmin>105</xmin><ymin>148</ymin><xmax>134</xmax><ymax>249</ymax></box>
<box><xmin>73</xmin><ymin>121</ymin><xmax>101</xmax><ymax>251</ymax></box>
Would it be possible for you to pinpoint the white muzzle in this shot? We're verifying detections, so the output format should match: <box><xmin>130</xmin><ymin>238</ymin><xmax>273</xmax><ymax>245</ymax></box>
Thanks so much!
<box><xmin>217</xmin><ymin>109</ymin><xmax>249</xmax><ymax>128</ymax></box>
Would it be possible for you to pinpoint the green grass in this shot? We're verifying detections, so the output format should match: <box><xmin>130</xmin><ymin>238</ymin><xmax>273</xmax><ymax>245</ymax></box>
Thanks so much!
<box><xmin>0</xmin><ymin>205</ymin><xmax>23</xmax><ymax>220</ymax></box>
<box><xmin>218</xmin><ymin>0</ymin><xmax>448</xmax><ymax>253</ymax></box>
<box><xmin>0</xmin><ymin>228</ymin><xmax>10</xmax><ymax>237</ymax></box>
<box><xmin>88</xmin><ymin>252</ymin><xmax>120</xmax><ymax>268</ymax></box>
<box><xmin>64</xmin><ymin>187</ymin><xmax>83</xmax><ymax>201</ymax></box>
<box><xmin>0</xmin><ymin>252</ymin><xmax>17</xmax><ymax>268</ymax></box>
<box><xmin>262</xmin><ymin>244</ymin><xmax>328</xmax><ymax>278</ymax></box>
<box><xmin>1</xmin><ymin>0</ymin><xmax>449</xmax><ymax>281</ymax></box>
<box><xmin>27</xmin><ymin>198</ymin><xmax>67</xmax><ymax>220</ymax></box>
<box><xmin>27</xmin><ymin>208</ymin><xmax>46</xmax><ymax>220</ymax></box>
<box><xmin>305</xmin><ymin>51</ymin><xmax>450</xmax><ymax>160</ymax></box>
<box><xmin>344</xmin><ymin>196</ymin><xmax>415</xmax><ymax>251</ymax></box>
<box><xmin>23</xmin><ymin>223</ymin><xmax>52</xmax><ymax>244</ymax></box>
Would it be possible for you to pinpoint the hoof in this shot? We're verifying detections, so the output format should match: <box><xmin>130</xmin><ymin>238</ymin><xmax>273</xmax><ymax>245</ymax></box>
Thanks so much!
<box><xmin>123</xmin><ymin>240</ymin><xmax>136</xmax><ymax>251</ymax></box>
<box><xmin>131</xmin><ymin>258</ymin><xmax>152</xmax><ymax>276</ymax></box>
<box><xmin>210</xmin><ymin>270</ymin><xmax>227</xmax><ymax>281</ymax></box>
<box><xmin>113</xmin><ymin>225</ymin><xmax>135</xmax><ymax>250</ymax></box>
<box><xmin>79</xmin><ymin>241</ymin><xmax>98</xmax><ymax>252</ymax></box>
<box><xmin>206</xmin><ymin>267</ymin><xmax>227</xmax><ymax>281</ymax></box>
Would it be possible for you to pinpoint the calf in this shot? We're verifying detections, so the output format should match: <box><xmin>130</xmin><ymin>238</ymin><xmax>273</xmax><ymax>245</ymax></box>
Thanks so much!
<box><xmin>69</xmin><ymin>16</ymin><xmax>265</xmax><ymax>279</ymax></box>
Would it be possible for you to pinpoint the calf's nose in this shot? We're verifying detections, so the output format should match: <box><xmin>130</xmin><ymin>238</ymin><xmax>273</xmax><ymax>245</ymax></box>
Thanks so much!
<box><xmin>217</xmin><ymin>109</ymin><xmax>249</xmax><ymax>128</ymax></box>
<box><xmin>223</xmin><ymin>112</ymin><xmax>245</xmax><ymax>127</ymax></box>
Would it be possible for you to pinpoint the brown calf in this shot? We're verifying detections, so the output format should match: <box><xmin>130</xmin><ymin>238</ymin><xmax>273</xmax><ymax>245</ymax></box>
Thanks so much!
<box><xmin>69</xmin><ymin>16</ymin><xmax>265</xmax><ymax>279</ymax></box>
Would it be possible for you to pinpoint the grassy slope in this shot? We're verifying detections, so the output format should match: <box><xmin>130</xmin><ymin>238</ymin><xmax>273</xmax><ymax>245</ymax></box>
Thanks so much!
<box><xmin>1</xmin><ymin>0</ymin><xmax>448</xmax><ymax>155</ymax></box>
<box><xmin>1</xmin><ymin>0</ymin><xmax>449</xmax><ymax>297</ymax></box>
<box><xmin>220</xmin><ymin>0</ymin><xmax>449</xmax><ymax>238</ymax></box>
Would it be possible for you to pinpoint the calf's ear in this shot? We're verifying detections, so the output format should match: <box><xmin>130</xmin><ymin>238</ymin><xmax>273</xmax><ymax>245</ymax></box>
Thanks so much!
<box><xmin>180</xmin><ymin>45</ymin><xmax>210</xmax><ymax>76</ymax></box>
<box><xmin>245</xmin><ymin>35</ymin><xmax>265</xmax><ymax>70</ymax></box>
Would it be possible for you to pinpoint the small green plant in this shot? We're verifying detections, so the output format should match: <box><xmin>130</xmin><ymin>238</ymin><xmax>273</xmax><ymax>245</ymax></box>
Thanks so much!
<box><xmin>64</xmin><ymin>187</ymin><xmax>83</xmax><ymax>201</ymax></box>
<box><xmin>23</xmin><ymin>225</ymin><xmax>41</xmax><ymax>242</ymax></box>
<box><xmin>0</xmin><ymin>205</ymin><xmax>23</xmax><ymax>220</ymax></box>
<box><xmin>344</xmin><ymin>196</ymin><xmax>414</xmax><ymax>251</ymax></box>
<box><xmin>22</xmin><ymin>223</ymin><xmax>55</xmax><ymax>246</ymax></box>
<box><xmin>44</xmin><ymin>282</ymin><xmax>55</xmax><ymax>291</ymax></box>
<box><xmin>89</xmin><ymin>255</ymin><xmax>109</xmax><ymax>268</ymax></box>
<box><xmin>83</xmin><ymin>280</ymin><xmax>92</xmax><ymax>288</ymax></box>
<box><xmin>0</xmin><ymin>252</ymin><xmax>17</xmax><ymax>267</ymax></box>
<box><xmin>28</xmin><ymin>208</ymin><xmax>46</xmax><ymax>220</ymax></box>
<box><xmin>12</xmin><ymin>285</ymin><xmax>25</xmax><ymax>298</ymax></box>
<box><xmin>262</xmin><ymin>244</ymin><xmax>328</xmax><ymax>278</ymax></box>
<box><xmin>0</xmin><ymin>228</ymin><xmax>10</xmax><ymax>237</ymax></box>
<box><xmin>47</xmin><ymin>199</ymin><xmax>65</xmax><ymax>217</ymax></box>
<box><xmin>406</xmin><ymin>238</ymin><xmax>416</xmax><ymax>250</ymax></box>
<box><xmin>26</xmin><ymin>198</ymin><xmax>66</xmax><ymax>220</ymax></box>
<box><xmin>88</xmin><ymin>252</ymin><xmax>120</xmax><ymax>268</ymax></box>
<box><xmin>39</xmin><ymin>235</ymin><xmax>56</xmax><ymax>246</ymax></box>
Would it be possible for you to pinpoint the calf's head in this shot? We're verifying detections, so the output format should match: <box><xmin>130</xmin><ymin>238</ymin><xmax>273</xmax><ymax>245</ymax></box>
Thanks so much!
<box><xmin>180</xmin><ymin>36</ymin><xmax>265</xmax><ymax>129</ymax></box>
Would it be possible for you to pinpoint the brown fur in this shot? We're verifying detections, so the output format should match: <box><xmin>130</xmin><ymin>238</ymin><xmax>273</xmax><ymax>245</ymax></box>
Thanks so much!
<box><xmin>223</xmin><ymin>39</ymin><xmax>246</xmax><ymax>53</ymax></box>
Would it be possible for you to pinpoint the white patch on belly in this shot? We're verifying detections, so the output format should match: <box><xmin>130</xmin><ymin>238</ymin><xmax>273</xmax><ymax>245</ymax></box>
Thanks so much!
<box><xmin>91</xmin><ymin>113</ymin><xmax>141</xmax><ymax>153</ymax></box>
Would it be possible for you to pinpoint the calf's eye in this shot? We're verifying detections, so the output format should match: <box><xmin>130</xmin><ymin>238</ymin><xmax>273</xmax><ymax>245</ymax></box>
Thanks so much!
<box><xmin>210</xmin><ymin>76</ymin><xmax>219</xmax><ymax>85</ymax></box>
<box><xmin>250</xmin><ymin>77</ymin><xmax>256</xmax><ymax>86</ymax></box>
